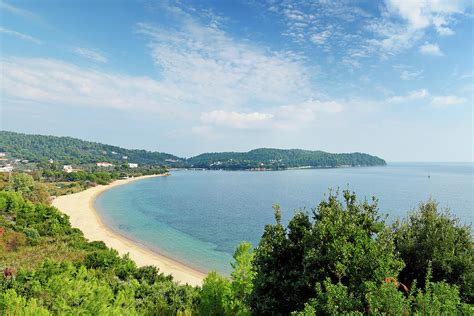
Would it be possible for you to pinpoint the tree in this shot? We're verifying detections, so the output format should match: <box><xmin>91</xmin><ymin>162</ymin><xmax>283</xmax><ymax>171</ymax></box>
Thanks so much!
<box><xmin>199</xmin><ymin>272</ymin><xmax>232</xmax><ymax>315</ymax></box>
<box><xmin>250</xmin><ymin>191</ymin><xmax>405</xmax><ymax>314</ymax></box>
<box><xmin>393</xmin><ymin>200</ymin><xmax>473</xmax><ymax>303</ymax></box>
<box><xmin>249</xmin><ymin>205</ymin><xmax>312</xmax><ymax>314</ymax></box>
<box><xmin>6</xmin><ymin>173</ymin><xmax>35</xmax><ymax>198</ymax></box>
<box><xmin>303</xmin><ymin>191</ymin><xmax>404</xmax><ymax>306</ymax></box>
<box><xmin>6</xmin><ymin>173</ymin><xmax>50</xmax><ymax>204</ymax></box>
<box><xmin>229</xmin><ymin>242</ymin><xmax>254</xmax><ymax>315</ymax></box>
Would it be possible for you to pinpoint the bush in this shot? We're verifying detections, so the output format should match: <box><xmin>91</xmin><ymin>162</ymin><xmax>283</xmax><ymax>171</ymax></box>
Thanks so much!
<box><xmin>23</xmin><ymin>227</ymin><xmax>40</xmax><ymax>245</ymax></box>
<box><xmin>393</xmin><ymin>200</ymin><xmax>473</xmax><ymax>303</ymax></box>
<box><xmin>0</xmin><ymin>289</ymin><xmax>50</xmax><ymax>316</ymax></box>
<box><xmin>199</xmin><ymin>272</ymin><xmax>232</xmax><ymax>315</ymax></box>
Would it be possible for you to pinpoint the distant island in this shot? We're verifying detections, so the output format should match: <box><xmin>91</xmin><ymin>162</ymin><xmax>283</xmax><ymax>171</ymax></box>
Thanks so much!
<box><xmin>0</xmin><ymin>131</ymin><xmax>386</xmax><ymax>171</ymax></box>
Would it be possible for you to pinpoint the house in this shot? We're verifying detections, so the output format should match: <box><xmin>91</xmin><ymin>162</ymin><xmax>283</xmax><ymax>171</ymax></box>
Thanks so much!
<box><xmin>128</xmin><ymin>163</ymin><xmax>138</xmax><ymax>168</ymax></box>
<box><xmin>49</xmin><ymin>159</ymin><xmax>54</xmax><ymax>164</ymax></box>
<box><xmin>165</xmin><ymin>159</ymin><xmax>178</xmax><ymax>163</ymax></box>
<box><xmin>122</xmin><ymin>156</ymin><xmax>128</xmax><ymax>160</ymax></box>
<box><xmin>97</xmin><ymin>162</ymin><xmax>114</xmax><ymax>167</ymax></box>
<box><xmin>0</xmin><ymin>152</ymin><xmax>6</xmax><ymax>157</ymax></box>
<box><xmin>63</xmin><ymin>165</ymin><xmax>73</xmax><ymax>173</ymax></box>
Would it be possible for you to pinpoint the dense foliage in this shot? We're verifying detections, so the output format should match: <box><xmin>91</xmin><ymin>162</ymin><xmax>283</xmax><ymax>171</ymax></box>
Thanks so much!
<box><xmin>187</xmin><ymin>148</ymin><xmax>386</xmax><ymax>169</ymax></box>
<box><xmin>393</xmin><ymin>200</ymin><xmax>473</xmax><ymax>303</ymax></box>
<box><xmin>0</xmin><ymin>174</ymin><xmax>471</xmax><ymax>315</ymax></box>
<box><xmin>0</xmin><ymin>131</ymin><xmax>179</xmax><ymax>165</ymax></box>
<box><xmin>1</xmin><ymin>131</ymin><xmax>386</xmax><ymax>170</ymax></box>
<box><xmin>0</xmin><ymin>190</ymin><xmax>199</xmax><ymax>315</ymax></box>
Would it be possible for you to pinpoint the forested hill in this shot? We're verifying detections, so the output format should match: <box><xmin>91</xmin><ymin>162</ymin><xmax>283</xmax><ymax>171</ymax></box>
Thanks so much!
<box><xmin>0</xmin><ymin>131</ymin><xmax>386</xmax><ymax>169</ymax></box>
<box><xmin>187</xmin><ymin>148</ymin><xmax>386</xmax><ymax>169</ymax></box>
<box><xmin>0</xmin><ymin>131</ymin><xmax>180</xmax><ymax>165</ymax></box>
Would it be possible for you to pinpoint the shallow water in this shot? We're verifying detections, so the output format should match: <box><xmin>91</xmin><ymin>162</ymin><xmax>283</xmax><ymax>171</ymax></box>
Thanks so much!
<box><xmin>95</xmin><ymin>162</ymin><xmax>473</xmax><ymax>274</ymax></box>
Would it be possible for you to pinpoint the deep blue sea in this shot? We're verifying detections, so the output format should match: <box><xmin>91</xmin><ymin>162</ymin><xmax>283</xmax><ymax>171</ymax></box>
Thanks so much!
<box><xmin>95</xmin><ymin>163</ymin><xmax>473</xmax><ymax>274</ymax></box>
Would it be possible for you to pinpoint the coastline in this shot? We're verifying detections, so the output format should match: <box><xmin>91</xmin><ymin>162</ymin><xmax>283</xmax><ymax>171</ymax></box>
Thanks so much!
<box><xmin>52</xmin><ymin>174</ymin><xmax>206</xmax><ymax>286</ymax></box>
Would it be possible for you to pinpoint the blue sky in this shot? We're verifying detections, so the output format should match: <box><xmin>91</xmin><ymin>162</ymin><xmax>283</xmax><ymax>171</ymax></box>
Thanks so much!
<box><xmin>0</xmin><ymin>0</ymin><xmax>472</xmax><ymax>161</ymax></box>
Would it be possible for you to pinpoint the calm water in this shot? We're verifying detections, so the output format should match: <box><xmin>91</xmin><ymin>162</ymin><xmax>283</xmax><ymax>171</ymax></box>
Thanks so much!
<box><xmin>95</xmin><ymin>163</ymin><xmax>473</xmax><ymax>274</ymax></box>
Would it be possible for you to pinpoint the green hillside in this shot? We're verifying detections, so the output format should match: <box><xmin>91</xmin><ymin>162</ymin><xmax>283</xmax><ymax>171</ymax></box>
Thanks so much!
<box><xmin>0</xmin><ymin>131</ymin><xmax>386</xmax><ymax>170</ymax></box>
<box><xmin>188</xmin><ymin>148</ymin><xmax>386</xmax><ymax>169</ymax></box>
<box><xmin>0</xmin><ymin>131</ymin><xmax>180</xmax><ymax>165</ymax></box>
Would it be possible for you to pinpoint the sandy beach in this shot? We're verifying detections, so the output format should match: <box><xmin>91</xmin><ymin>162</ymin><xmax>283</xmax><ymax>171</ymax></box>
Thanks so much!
<box><xmin>52</xmin><ymin>174</ymin><xmax>206</xmax><ymax>286</ymax></box>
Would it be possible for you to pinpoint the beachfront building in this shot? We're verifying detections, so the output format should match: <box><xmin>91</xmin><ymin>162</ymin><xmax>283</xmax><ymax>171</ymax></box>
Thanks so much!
<box><xmin>97</xmin><ymin>162</ymin><xmax>114</xmax><ymax>167</ymax></box>
<box><xmin>0</xmin><ymin>152</ymin><xmax>6</xmax><ymax>157</ymax></box>
<box><xmin>128</xmin><ymin>163</ymin><xmax>138</xmax><ymax>168</ymax></box>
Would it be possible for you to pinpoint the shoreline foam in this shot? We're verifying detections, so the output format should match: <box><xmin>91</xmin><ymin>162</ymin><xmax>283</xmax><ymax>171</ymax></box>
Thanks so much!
<box><xmin>52</xmin><ymin>174</ymin><xmax>206</xmax><ymax>286</ymax></box>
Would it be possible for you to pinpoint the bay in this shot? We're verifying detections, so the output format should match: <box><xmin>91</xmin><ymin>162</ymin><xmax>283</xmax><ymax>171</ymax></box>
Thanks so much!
<box><xmin>95</xmin><ymin>162</ymin><xmax>473</xmax><ymax>274</ymax></box>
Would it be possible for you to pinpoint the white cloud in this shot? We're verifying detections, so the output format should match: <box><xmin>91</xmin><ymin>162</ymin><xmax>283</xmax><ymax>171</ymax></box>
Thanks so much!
<box><xmin>136</xmin><ymin>18</ymin><xmax>312</xmax><ymax>109</ymax></box>
<box><xmin>276</xmin><ymin>99</ymin><xmax>343</xmax><ymax>124</ymax></box>
<box><xmin>388</xmin><ymin>89</ymin><xmax>430</xmax><ymax>102</ymax></box>
<box><xmin>431</xmin><ymin>95</ymin><xmax>466</xmax><ymax>107</ymax></box>
<box><xmin>0</xmin><ymin>27</ymin><xmax>42</xmax><ymax>44</ymax></box>
<box><xmin>200</xmin><ymin>99</ymin><xmax>343</xmax><ymax>130</ymax></box>
<box><xmin>365</xmin><ymin>22</ymin><xmax>423</xmax><ymax>56</ymax></box>
<box><xmin>393</xmin><ymin>65</ymin><xmax>424</xmax><ymax>80</ymax></box>
<box><xmin>385</xmin><ymin>0</ymin><xmax>465</xmax><ymax>35</ymax></box>
<box><xmin>387</xmin><ymin>89</ymin><xmax>467</xmax><ymax>108</ymax></box>
<box><xmin>201</xmin><ymin>111</ymin><xmax>274</xmax><ymax>129</ymax></box>
<box><xmin>419</xmin><ymin>42</ymin><xmax>444</xmax><ymax>56</ymax></box>
<box><xmin>0</xmin><ymin>57</ymin><xmax>184</xmax><ymax>114</ymax></box>
<box><xmin>363</xmin><ymin>0</ymin><xmax>468</xmax><ymax>58</ymax></box>
<box><xmin>0</xmin><ymin>1</ymin><xmax>40</xmax><ymax>20</ymax></box>
<box><xmin>74</xmin><ymin>47</ymin><xmax>108</xmax><ymax>63</ymax></box>
<box><xmin>310</xmin><ymin>30</ymin><xmax>331</xmax><ymax>45</ymax></box>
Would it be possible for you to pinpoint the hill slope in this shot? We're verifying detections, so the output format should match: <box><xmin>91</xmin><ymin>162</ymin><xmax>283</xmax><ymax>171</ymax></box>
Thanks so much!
<box><xmin>0</xmin><ymin>131</ymin><xmax>180</xmax><ymax>165</ymax></box>
<box><xmin>188</xmin><ymin>148</ymin><xmax>386</xmax><ymax>169</ymax></box>
<box><xmin>0</xmin><ymin>131</ymin><xmax>386</xmax><ymax>169</ymax></box>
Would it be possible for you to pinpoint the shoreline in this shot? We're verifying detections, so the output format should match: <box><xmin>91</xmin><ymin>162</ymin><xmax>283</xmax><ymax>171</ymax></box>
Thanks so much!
<box><xmin>52</xmin><ymin>174</ymin><xmax>206</xmax><ymax>286</ymax></box>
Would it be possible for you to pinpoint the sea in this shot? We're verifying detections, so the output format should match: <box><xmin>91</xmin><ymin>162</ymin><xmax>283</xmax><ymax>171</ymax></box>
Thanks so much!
<box><xmin>95</xmin><ymin>162</ymin><xmax>473</xmax><ymax>275</ymax></box>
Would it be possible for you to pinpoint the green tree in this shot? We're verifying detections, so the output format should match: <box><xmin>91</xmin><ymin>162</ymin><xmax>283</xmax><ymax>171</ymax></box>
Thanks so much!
<box><xmin>393</xmin><ymin>200</ymin><xmax>473</xmax><ymax>303</ymax></box>
<box><xmin>0</xmin><ymin>289</ymin><xmax>51</xmax><ymax>316</ymax></box>
<box><xmin>199</xmin><ymin>272</ymin><xmax>232</xmax><ymax>315</ymax></box>
<box><xmin>250</xmin><ymin>191</ymin><xmax>404</xmax><ymax>314</ymax></box>
<box><xmin>229</xmin><ymin>242</ymin><xmax>254</xmax><ymax>315</ymax></box>
<box><xmin>250</xmin><ymin>205</ymin><xmax>313</xmax><ymax>314</ymax></box>
<box><xmin>6</xmin><ymin>173</ymin><xmax>50</xmax><ymax>204</ymax></box>
<box><xmin>6</xmin><ymin>173</ymin><xmax>35</xmax><ymax>198</ymax></box>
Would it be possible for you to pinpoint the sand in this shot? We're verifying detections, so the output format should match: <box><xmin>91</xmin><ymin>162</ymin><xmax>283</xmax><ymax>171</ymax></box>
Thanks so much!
<box><xmin>52</xmin><ymin>174</ymin><xmax>206</xmax><ymax>286</ymax></box>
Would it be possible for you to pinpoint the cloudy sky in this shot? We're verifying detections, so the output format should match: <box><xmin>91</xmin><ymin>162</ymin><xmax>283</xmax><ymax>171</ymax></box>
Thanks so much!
<box><xmin>1</xmin><ymin>0</ymin><xmax>472</xmax><ymax>161</ymax></box>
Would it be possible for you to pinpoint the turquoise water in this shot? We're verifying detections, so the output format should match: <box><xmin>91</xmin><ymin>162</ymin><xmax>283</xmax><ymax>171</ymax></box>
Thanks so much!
<box><xmin>95</xmin><ymin>163</ymin><xmax>473</xmax><ymax>274</ymax></box>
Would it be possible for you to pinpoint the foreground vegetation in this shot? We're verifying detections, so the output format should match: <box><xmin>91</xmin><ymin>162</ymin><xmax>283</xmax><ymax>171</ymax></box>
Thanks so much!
<box><xmin>1</xmin><ymin>173</ymin><xmax>472</xmax><ymax>315</ymax></box>
<box><xmin>0</xmin><ymin>131</ymin><xmax>386</xmax><ymax>170</ymax></box>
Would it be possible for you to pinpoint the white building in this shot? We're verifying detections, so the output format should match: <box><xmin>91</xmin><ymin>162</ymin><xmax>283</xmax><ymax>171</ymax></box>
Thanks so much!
<box><xmin>122</xmin><ymin>156</ymin><xmax>128</xmax><ymax>160</ymax></box>
<box><xmin>63</xmin><ymin>165</ymin><xmax>73</xmax><ymax>173</ymax></box>
<box><xmin>128</xmin><ymin>163</ymin><xmax>138</xmax><ymax>168</ymax></box>
<box><xmin>0</xmin><ymin>152</ymin><xmax>6</xmax><ymax>157</ymax></box>
<box><xmin>97</xmin><ymin>162</ymin><xmax>114</xmax><ymax>167</ymax></box>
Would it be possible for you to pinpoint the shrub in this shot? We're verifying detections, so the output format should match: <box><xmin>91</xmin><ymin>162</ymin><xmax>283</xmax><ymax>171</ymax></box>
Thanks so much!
<box><xmin>393</xmin><ymin>200</ymin><xmax>473</xmax><ymax>303</ymax></box>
